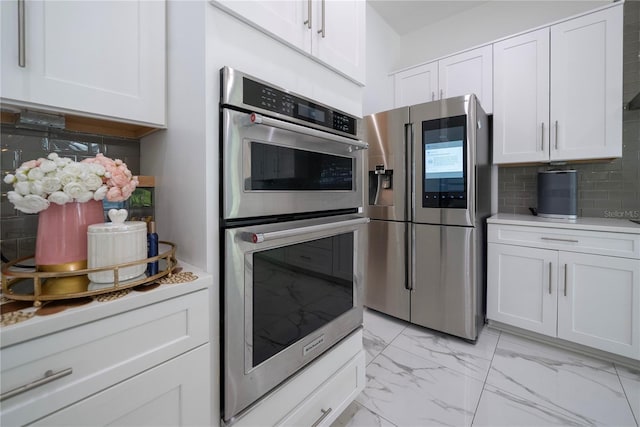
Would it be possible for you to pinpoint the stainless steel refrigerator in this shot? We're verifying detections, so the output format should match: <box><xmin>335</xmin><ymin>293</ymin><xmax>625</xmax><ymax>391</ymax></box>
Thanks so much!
<box><xmin>364</xmin><ymin>94</ymin><xmax>494</xmax><ymax>341</ymax></box>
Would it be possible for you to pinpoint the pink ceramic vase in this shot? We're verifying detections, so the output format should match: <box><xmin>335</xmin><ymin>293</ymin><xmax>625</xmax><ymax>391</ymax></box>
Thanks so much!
<box><xmin>35</xmin><ymin>199</ymin><xmax>105</xmax><ymax>266</ymax></box>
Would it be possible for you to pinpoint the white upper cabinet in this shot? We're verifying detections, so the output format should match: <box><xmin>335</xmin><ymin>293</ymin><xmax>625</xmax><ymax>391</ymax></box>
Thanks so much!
<box><xmin>211</xmin><ymin>0</ymin><xmax>365</xmax><ymax>85</ymax></box>
<box><xmin>0</xmin><ymin>0</ymin><xmax>166</xmax><ymax>127</ymax></box>
<box><xmin>550</xmin><ymin>5</ymin><xmax>623</xmax><ymax>162</ymax></box>
<box><xmin>393</xmin><ymin>62</ymin><xmax>438</xmax><ymax>107</ymax></box>
<box><xmin>438</xmin><ymin>45</ymin><xmax>493</xmax><ymax>113</ymax></box>
<box><xmin>393</xmin><ymin>45</ymin><xmax>493</xmax><ymax>113</ymax></box>
<box><xmin>493</xmin><ymin>28</ymin><xmax>550</xmax><ymax>164</ymax></box>
<box><xmin>493</xmin><ymin>4</ymin><xmax>623</xmax><ymax>164</ymax></box>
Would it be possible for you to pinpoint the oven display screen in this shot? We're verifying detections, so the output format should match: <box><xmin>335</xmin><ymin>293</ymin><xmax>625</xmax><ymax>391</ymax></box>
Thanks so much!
<box><xmin>252</xmin><ymin>234</ymin><xmax>354</xmax><ymax>368</ymax></box>
<box><xmin>422</xmin><ymin>114</ymin><xmax>467</xmax><ymax>208</ymax></box>
<box><xmin>297</xmin><ymin>103</ymin><xmax>326</xmax><ymax>123</ymax></box>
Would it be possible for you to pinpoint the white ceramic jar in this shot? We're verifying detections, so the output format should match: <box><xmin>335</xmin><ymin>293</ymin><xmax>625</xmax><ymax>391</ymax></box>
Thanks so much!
<box><xmin>87</xmin><ymin>209</ymin><xmax>147</xmax><ymax>283</ymax></box>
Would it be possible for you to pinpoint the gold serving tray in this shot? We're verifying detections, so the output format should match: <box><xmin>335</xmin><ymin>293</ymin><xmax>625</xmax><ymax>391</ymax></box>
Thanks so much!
<box><xmin>1</xmin><ymin>242</ymin><xmax>177</xmax><ymax>306</ymax></box>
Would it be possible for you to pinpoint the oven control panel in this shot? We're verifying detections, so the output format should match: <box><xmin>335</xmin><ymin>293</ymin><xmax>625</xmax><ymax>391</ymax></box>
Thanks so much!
<box><xmin>242</xmin><ymin>77</ymin><xmax>358</xmax><ymax>137</ymax></box>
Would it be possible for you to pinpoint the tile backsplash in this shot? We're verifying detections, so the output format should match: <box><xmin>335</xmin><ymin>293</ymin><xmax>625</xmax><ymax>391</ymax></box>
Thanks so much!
<box><xmin>1</xmin><ymin>125</ymin><xmax>141</xmax><ymax>262</ymax></box>
<box><xmin>498</xmin><ymin>0</ymin><xmax>640</xmax><ymax>221</ymax></box>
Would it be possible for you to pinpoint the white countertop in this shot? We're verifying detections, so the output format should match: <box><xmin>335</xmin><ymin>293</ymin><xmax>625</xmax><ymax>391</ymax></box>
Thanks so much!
<box><xmin>0</xmin><ymin>261</ymin><xmax>213</xmax><ymax>347</ymax></box>
<box><xmin>488</xmin><ymin>213</ymin><xmax>640</xmax><ymax>234</ymax></box>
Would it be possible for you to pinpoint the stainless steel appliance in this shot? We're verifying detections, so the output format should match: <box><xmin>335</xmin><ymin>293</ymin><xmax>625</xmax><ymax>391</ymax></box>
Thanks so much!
<box><xmin>220</xmin><ymin>67</ymin><xmax>368</xmax><ymax>423</ymax></box>
<box><xmin>365</xmin><ymin>95</ymin><xmax>493</xmax><ymax>341</ymax></box>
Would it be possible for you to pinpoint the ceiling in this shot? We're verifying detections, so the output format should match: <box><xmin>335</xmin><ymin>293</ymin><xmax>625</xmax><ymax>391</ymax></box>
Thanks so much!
<box><xmin>368</xmin><ymin>0</ymin><xmax>490</xmax><ymax>36</ymax></box>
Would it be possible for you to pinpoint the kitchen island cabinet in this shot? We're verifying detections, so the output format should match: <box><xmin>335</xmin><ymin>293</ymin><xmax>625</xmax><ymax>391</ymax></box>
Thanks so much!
<box><xmin>0</xmin><ymin>266</ymin><xmax>214</xmax><ymax>426</ymax></box>
<box><xmin>487</xmin><ymin>214</ymin><xmax>640</xmax><ymax>361</ymax></box>
<box><xmin>493</xmin><ymin>3</ymin><xmax>623</xmax><ymax>164</ymax></box>
<box><xmin>210</xmin><ymin>0</ymin><xmax>365</xmax><ymax>85</ymax></box>
<box><xmin>0</xmin><ymin>0</ymin><xmax>166</xmax><ymax>127</ymax></box>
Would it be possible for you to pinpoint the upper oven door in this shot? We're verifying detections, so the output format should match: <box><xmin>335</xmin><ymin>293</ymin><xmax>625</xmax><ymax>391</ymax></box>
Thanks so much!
<box><xmin>222</xmin><ymin>109</ymin><xmax>367</xmax><ymax>221</ymax></box>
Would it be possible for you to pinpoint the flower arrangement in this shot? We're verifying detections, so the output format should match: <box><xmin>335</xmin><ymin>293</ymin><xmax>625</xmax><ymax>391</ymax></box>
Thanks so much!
<box><xmin>3</xmin><ymin>153</ymin><xmax>138</xmax><ymax>214</ymax></box>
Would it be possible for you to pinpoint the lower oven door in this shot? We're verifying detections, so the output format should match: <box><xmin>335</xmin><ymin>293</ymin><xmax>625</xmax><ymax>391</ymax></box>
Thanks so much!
<box><xmin>223</xmin><ymin>214</ymin><xmax>368</xmax><ymax>421</ymax></box>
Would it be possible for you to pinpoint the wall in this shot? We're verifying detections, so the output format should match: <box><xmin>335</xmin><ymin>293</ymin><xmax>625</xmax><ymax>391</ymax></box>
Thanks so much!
<box><xmin>0</xmin><ymin>125</ymin><xmax>140</xmax><ymax>261</ymax></box>
<box><xmin>498</xmin><ymin>0</ymin><xmax>640</xmax><ymax>220</ymax></box>
<box><xmin>364</xmin><ymin>2</ymin><xmax>399</xmax><ymax>116</ymax></box>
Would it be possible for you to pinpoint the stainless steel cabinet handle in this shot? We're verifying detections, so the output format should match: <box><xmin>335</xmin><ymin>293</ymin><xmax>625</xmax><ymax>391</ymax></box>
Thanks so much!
<box><xmin>540</xmin><ymin>122</ymin><xmax>545</xmax><ymax>151</ymax></box>
<box><xmin>440</xmin><ymin>89</ymin><xmax>443</xmax><ymax>99</ymax></box>
<box><xmin>303</xmin><ymin>0</ymin><xmax>312</xmax><ymax>29</ymax></box>
<box><xmin>244</xmin><ymin>217</ymin><xmax>369</xmax><ymax>244</ymax></box>
<box><xmin>554</xmin><ymin>120</ymin><xmax>559</xmax><ymax>150</ymax></box>
<box><xmin>431</xmin><ymin>91</ymin><xmax>435</xmax><ymax>101</ymax></box>
<box><xmin>311</xmin><ymin>408</ymin><xmax>333</xmax><ymax>427</ymax></box>
<box><xmin>548</xmin><ymin>261</ymin><xmax>552</xmax><ymax>294</ymax></box>
<box><xmin>18</xmin><ymin>0</ymin><xmax>26</xmax><ymax>67</ymax></box>
<box><xmin>1</xmin><ymin>368</ymin><xmax>73</xmax><ymax>401</ymax></box>
<box><xmin>540</xmin><ymin>237</ymin><xmax>578</xmax><ymax>243</ymax></box>
<box><xmin>563</xmin><ymin>264</ymin><xmax>568</xmax><ymax>296</ymax></box>
<box><xmin>317</xmin><ymin>0</ymin><xmax>325</xmax><ymax>38</ymax></box>
<box><xmin>248</xmin><ymin>112</ymin><xmax>368</xmax><ymax>150</ymax></box>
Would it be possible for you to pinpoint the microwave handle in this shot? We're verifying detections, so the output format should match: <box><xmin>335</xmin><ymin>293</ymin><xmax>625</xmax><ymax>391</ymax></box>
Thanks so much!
<box><xmin>248</xmin><ymin>112</ymin><xmax>368</xmax><ymax>151</ymax></box>
<box><xmin>243</xmin><ymin>217</ymin><xmax>370</xmax><ymax>244</ymax></box>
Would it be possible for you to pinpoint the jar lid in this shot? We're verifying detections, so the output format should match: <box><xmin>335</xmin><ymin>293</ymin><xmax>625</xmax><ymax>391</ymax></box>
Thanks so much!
<box><xmin>88</xmin><ymin>221</ymin><xmax>147</xmax><ymax>234</ymax></box>
<box><xmin>88</xmin><ymin>208</ymin><xmax>146</xmax><ymax>233</ymax></box>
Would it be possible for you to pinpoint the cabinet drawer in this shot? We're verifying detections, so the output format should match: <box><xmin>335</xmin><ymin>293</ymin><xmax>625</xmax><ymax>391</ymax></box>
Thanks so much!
<box><xmin>0</xmin><ymin>289</ymin><xmax>209</xmax><ymax>426</ymax></box>
<box><xmin>279</xmin><ymin>351</ymin><xmax>366</xmax><ymax>427</ymax></box>
<box><xmin>488</xmin><ymin>224</ymin><xmax>640</xmax><ymax>259</ymax></box>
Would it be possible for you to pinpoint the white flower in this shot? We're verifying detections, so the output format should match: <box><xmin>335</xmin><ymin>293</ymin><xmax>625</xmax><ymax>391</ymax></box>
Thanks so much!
<box><xmin>39</xmin><ymin>159</ymin><xmax>57</xmax><ymax>173</ymax></box>
<box><xmin>85</xmin><ymin>163</ymin><xmax>105</xmax><ymax>176</ymax></box>
<box><xmin>62</xmin><ymin>162</ymin><xmax>84</xmax><ymax>177</ymax></box>
<box><xmin>58</xmin><ymin>171</ymin><xmax>77</xmax><ymax>186</ymax></box>
<box><xmin>14</xmin><ymin>181</ymin><xmax>31</xmax><ymax>195</ymax></box>
<box><xmin>40</xmin><ymin>176</ymin><xmax>62</xmax><ymax>193</ymax></box>
<box><xmin>27</xmin><ymin>167</ymin><xmax>45</xmax><ymax>181</ymax></box>
<box><xmin>82</xmin><ymin>172</ymin><xmax>103</xmax><ymax>191</ymax></box>
<box><xmin>48</xmin><ymin>191</ymin><xmax>71</xmax><ymax>205</ymax></box>
<box><xmin>4</xmin><ymin>173</ymin><xmax>15</xmax><ymax>184</ymax></box>
<box><xmin>93</xmin><ymin>185</ymin><xmax>108</xmax><ymax>200</ymax></box>
<box><xmin>63</xmin><ymin>181</ymin><xmax>88</xmax><ymax>199</ymax></box>
<box><xmin>74</xmin><ymin>191</ymin><xmax>94</xmax><ymax>203</ymax></box>
<box><xmin>8</xmin><ymin>193</ymin><xmax>50</xmax><ymax>213</ymax></box>
<box><xmin>15</xmin><ymin>172</ymin><xmax>28</xmax><ymax>182</ymax></box>
<box><xmin>30</xmin><ymin>181</ymin><xmax>45</xmax><ymax>196</ymax></box>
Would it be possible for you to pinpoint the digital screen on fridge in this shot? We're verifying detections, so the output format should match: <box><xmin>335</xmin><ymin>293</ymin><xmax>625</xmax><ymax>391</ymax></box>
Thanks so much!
<box><xmin>422</xmin><ymin>114</ymin><xmax>467</xmax><ymax>208</ymax></box>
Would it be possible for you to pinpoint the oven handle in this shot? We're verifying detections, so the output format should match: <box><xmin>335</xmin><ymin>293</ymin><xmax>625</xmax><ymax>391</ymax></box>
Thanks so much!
<box><xmin>248</xmin><ymin>112</ymin><xmax>368</xmax><ymax>151</ymax></box>
<box><xmin>243</xmin><ymin>217</ymin><xmax>369</xmax><ymax>244</ymax></box>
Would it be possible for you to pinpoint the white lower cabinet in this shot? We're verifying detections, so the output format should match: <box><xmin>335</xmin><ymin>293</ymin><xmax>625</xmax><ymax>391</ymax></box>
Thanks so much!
<box><xmin>0</xmin><ymin>282</ymin><xmax>213</xmax><ymax>426</ymax></box>
<box><xmin>31</xmin><ymin>345</ymin><xmax>210</xmax><ymax>427</ymax></box>
<box><xmin>232</xmin><ymin>329</ymin><xmax>365</xmax><ymax>427</ymax></box>
<box><xmin>487</xmin><ymin>217</ymin><xmax>640</xmax><ymax>360</ymax></box>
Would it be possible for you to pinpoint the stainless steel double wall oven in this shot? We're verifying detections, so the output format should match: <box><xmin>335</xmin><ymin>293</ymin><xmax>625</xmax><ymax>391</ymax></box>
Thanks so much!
<box><xmin>219</xmin><ymin>67</ymin><xmax>368</xmax><ymax>423</ymax></box>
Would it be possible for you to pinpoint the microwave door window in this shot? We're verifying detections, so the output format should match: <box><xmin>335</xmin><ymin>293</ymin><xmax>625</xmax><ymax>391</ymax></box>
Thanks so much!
<box><xmin>250</xmin><ymin>142</ymin><xmax>353</xmax><ymax>191</ymax></box>
<box><xmin>251</xmin><ymin>234</ymin><xmax>354</xmax><ymax>368</ymax></box>
<box><xmin>422</xmin><ymin>115</ymin><xmax>467</xmax><ymax>209</ymax></box>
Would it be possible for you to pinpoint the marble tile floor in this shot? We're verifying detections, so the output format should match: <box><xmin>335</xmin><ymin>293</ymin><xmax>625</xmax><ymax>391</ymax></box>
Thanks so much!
<box><xmin>332</xmin><ymin>308</ymin><xmax>640</xmax><ymax>427</ymax></box>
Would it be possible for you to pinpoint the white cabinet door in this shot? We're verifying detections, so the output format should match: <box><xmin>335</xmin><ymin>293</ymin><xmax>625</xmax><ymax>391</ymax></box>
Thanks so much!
<box><xmin>31</xmin><ymin>345</ymin><xmax>211</xmax><ymax>427</ymax></box>
<box><xmin>438</xmin><ymin>45</ymin><xmax>493</xmax><ymax>113</ymax></box>
<box><xmin>493</xmin><ymin>28</ymin><xmax>550</xmax><ymax>164</ymax></box>
<box><xmin>0</xmin><ymin>0</ymin><xmax>166</xmax><ymax>126</ymax></box>
<box><xmin>487</xmin><ymin>243</ymin><xmax>557</xmax><ymax>337</ymax></box>
<box><xmin>550</xmin><ymin>5</ymin><xmax>623</xmax><ymax>161</ymax></box>
<box><xmin>393</xmin><ymin>62</ymin><xmax>438</xmax><ymax>108</ymax></box>
<box><xmin>210</xmin><ymin>1</ymin><xmax>308</xmax><ymax>51</ymax></box>
<box><xmin>312</xmin><ymin>0</ymin><xmax>365</xmax><ymax>85</ymax></box>
<box><xmin>558</xmin><ymin>252</ymin><xmax>640</xmax><ymax>359</ymax></box>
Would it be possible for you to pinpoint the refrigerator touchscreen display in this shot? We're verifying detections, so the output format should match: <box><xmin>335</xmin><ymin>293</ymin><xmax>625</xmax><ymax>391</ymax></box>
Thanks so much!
<box><xmin>422</xmin><ymin>115</ymin><xmax>467</xmax><ymax>208</ymax></box>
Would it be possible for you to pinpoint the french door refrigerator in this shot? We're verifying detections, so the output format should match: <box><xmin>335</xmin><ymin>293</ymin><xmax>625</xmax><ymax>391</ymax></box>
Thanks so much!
<box><xmin>364</xmin><ymin>94</ymin><xmax>494</xmax><ymax>341</ymax></box>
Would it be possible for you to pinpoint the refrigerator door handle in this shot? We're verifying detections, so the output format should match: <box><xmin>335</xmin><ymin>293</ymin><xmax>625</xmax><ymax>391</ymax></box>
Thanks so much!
<box><xmin>405</xmin><ymin>223</ymin><xmax>415</xmax><ymax>291</ymax></box>
<box><xmin>404</xmin><ymin>122</ymin><xmax>414</xmax><ymax>221</ymax></box>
